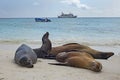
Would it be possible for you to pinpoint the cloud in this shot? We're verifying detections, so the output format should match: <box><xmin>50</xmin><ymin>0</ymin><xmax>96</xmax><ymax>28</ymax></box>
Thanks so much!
<box><xmin>61</xmin><ymin>0</ymin><xmax>90</xmax><ymax>10</ymax></box>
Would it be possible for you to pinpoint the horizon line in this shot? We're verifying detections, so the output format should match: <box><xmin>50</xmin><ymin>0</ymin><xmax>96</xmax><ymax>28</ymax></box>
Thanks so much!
<box><xmin>0</xmin><ymin>16</ymin><xmax>120</xmax><ymax>19</ymax></box>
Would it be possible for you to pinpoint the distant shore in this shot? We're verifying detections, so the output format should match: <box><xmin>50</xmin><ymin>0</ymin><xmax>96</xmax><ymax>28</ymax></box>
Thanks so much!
<box><xmin>0</xmin><ymin>43</ymin><xmax>120</xmax><ymax>80</ymax></box>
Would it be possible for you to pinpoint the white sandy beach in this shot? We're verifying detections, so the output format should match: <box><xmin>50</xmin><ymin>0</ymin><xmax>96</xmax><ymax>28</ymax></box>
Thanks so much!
<box><xmin>0</xmin><ymin>43</ymin><xmax>120</xmax><ymax>80</ymax></box>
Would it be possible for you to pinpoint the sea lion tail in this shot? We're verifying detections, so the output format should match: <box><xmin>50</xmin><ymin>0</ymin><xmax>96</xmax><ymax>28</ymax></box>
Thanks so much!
<box><xmin>48</xmin><ymin>63</ymin><xmax>67</xmax><ymax>66</ymax></box>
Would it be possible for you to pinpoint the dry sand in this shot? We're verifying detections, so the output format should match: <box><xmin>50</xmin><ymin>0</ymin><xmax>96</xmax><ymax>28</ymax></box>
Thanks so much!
<box><xmin>0</xmin><ymin>43</ymin><xmax>120</xmax><ymax>80</ymax></box>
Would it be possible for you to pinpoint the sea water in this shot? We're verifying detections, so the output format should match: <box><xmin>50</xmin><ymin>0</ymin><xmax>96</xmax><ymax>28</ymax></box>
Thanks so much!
<box><xmin>0</xmin><ymin>17</ymin><xmax>120</xmax><ymax>46</ymax></box>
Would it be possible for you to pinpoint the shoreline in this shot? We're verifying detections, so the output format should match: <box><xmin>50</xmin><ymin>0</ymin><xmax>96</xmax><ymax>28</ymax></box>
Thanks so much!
<box><xmin>0</xmin><ymin>38</ymin><xmax>120</xmax><ymax>47</ymax></box>
<box><xmin>0</xmin><ymin>43</ymin><xmax>120</xmax><ymax>80</ymax></box>
<box><xmin>0</xmin><ymin>42</ymin><xmax>120</xmax><ymax>55</ymax></box>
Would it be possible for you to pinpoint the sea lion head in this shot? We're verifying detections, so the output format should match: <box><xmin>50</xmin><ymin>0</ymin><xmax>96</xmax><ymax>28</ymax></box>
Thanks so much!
<box><xmin>89</xmin><ymin>61</ymin><xmax>102</xmax><ymax>72</ymax></box>
<box><xmin>19</xmin><ymin>56</ymin><xmax>33</xmax><ymax>68</ymax></box>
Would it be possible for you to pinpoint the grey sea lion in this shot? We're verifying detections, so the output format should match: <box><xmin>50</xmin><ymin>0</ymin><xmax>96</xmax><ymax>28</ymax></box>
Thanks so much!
<box><xmin>50</xmin><ymin>43</ymin><xmax>114</xmax><ymax>59</ymax></box>
<box><xmin>49</xmin><ymin>51</ymin><xmax>102</xmax><ymax>72</ymax></box>
<box><xmin>14</xmin><ymin>44</ymin><xmax>37</xmax><ymax>68</ymax></box>
<box><xmin>33</xmin><ymin>32</ymin><xmax>54</xmax><ymax>59</ymax></box>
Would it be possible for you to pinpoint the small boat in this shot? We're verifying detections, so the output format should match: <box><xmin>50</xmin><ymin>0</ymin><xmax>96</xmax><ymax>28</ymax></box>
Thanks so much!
<box><xmin>35</xmin><ymin>18</ymin><xmax>51</xmax><ymax>22</ymax></box>
<box><xmin>58</xmin><ymin>12</ymin><xmax>77</xmax><ymax>18</ymax></box>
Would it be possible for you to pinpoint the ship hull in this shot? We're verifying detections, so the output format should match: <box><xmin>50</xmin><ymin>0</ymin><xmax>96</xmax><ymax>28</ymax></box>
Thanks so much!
<box><xmin>58</xmin><ymin>16</ymin><xmax>77</xmax><ymax>18</ymax></box>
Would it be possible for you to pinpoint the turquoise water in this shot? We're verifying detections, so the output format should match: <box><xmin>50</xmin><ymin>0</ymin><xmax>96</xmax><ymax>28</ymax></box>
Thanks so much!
<box><xmin>0</xmin><ymin>17</ymin><xmax>120</xmax><ymax>46</ymax></box>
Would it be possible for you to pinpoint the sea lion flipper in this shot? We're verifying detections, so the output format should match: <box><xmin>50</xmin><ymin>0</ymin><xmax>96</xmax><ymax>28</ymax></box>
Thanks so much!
<box><xmin>41</xmin><ymin>32</ymin><xmax>52</xmax><ymax>52</ymax></box>
<box><xmin>48</xmin><ymin>63</ymin><xmax>67</xmax><ymax>66</ymax></box>
<box><xmin>97</xmin><ymin>52</ymin><xmax>114</xmax><ymax>59</ymax></box>
<box><xmin>33</xmin><ymin>32</ymin><xmax>52</xmax><ymax>58</ymax></box>
<box><xmin>42</xmin><ymin>32</ymin><xmax>49</xmax><ymax>43</ymax></box>
<box><xmin>44</xmin><ymin>54</ymin><xmax>56</xmax><ymax>59</ymax></box>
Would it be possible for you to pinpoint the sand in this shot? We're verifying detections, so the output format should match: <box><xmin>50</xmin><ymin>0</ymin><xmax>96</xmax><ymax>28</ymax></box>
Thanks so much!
<box><xmin>0</xmin><ymin>43</ymin><xmax>120</xmax><ymax>80</ymax></box>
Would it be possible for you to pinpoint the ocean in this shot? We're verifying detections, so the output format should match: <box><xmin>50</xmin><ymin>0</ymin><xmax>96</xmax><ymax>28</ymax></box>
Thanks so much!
<box><xmin>0</xmin><ymin>17</ymin><xmax>120</xmax><ymax>46</ymax></box>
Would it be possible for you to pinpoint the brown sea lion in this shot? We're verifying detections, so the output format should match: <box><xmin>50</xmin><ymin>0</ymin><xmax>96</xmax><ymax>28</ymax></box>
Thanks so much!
<box><xmin>50</xmin><ymin>51</ymin><xmax>102</xmax><ymax>72</ymax></box>
<box><xmin>50</xmin><ymin>43</ymin><xmax>114</xmax><ymax>59</ymax></box>
<box><xmin>33</xmin><ymin>32</ymin><xmax>55</xmax><ymax>59</ymax></box>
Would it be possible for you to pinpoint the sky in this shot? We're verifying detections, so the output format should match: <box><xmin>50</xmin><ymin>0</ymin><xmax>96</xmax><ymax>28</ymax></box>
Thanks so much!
<box><xmin>0</xmin><ymin>0</ymin><xmax>120</xmax><ymax>18</ymax></box>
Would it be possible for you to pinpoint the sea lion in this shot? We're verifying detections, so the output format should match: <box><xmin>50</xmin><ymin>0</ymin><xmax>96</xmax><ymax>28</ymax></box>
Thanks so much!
<box><xmin>50</xmin><ymin>51</ymin><xmax>102</xmax><ymax>72</ymax></box>
<box><xmin>33</xmin><ymin>32</ymin><xmax>54</xmax><ymax>59</ymax></box>
<box><xmin>50</xmin><ymin>43</ymin><xmax>114</xmax><ymax>59</ymax></box>
<box><xmin>14</xmin><ymin>44</ymin><xmax>37</xmax><ymax>68</ymax></box>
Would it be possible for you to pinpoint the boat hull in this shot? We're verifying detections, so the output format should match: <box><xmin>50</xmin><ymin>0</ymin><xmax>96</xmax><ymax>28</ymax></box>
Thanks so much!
<box><xmin>35</xmin><ymin>18</ymin><xmax>51</xmax><ymax>22</ymax></box>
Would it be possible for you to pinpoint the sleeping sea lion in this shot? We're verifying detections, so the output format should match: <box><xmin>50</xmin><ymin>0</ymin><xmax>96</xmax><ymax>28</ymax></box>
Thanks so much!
<box><xmin>50</xmin><ymin>51</ymin><xmax>102</xmax><ymax>72</ymax></box>
<box><xmin>33</xmin><ymin>32</ymin><xmax>54</xmax><ymax>59</ymax></box>
<box><xmin>50</xmin><ymin>43</ymin><xmax>114</xmax><ymax>59</ymax></box>
<box><xmin>14</xmin><ymin>44</ymin><xmax>37</xmax><ymax>68</ymax></box>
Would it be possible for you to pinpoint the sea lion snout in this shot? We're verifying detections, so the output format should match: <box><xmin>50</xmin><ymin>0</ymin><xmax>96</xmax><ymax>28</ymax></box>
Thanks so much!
<box><xmin>90</xmin><ymin>61</ymin><xmax>102</xmax><ymax>72</ymax></box>
<box><xmin>26</xmin><ymin>64</ymin><xmax>34</xmax><ymax>68</ymax></box>
<box><xmin>19</xmin><ymin>57</ymin><xmax>34</xmax><ymax>68</ymax></box>
<box><xmin>26</xmin><ymin>60</ymin><xmax>34</xmax><ymax>68</ymax></box>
